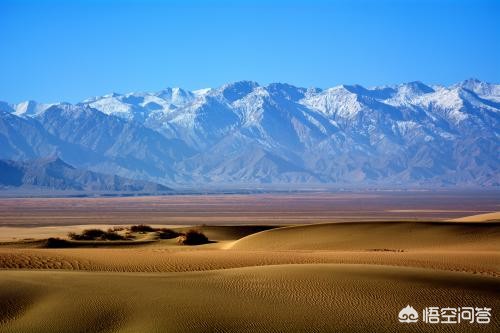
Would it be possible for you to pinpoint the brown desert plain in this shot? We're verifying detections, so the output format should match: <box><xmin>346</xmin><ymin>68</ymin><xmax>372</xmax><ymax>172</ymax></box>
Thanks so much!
<box><xmin>0</xmin><ymin>191</ymin><xmax>499</xmax><ymax>333</ymax></box>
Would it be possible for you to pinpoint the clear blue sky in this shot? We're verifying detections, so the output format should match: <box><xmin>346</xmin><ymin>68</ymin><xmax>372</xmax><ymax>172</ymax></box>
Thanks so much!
<box><xmin>1</xmin><ymin>0</ymin><xmax>499</xmax><ymax>103</ymax></box>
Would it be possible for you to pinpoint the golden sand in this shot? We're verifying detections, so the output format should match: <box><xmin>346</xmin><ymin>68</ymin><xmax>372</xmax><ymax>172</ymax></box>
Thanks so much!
<box><xmin>0</xmin><ymin>209</ymin><xmax>499</xmax><ymax>332</ymax></box>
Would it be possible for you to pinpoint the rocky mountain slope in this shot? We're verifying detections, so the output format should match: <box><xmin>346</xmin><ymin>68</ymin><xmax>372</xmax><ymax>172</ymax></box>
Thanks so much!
<box><xmin>1</xmin><ymin>79</ymin><xmax>498</xmax><ymax>187</ymax></box>
<box><xmin>0</xmin><ymin>157</ymin><xmax>171</xmax><ymax>192</ymax></box>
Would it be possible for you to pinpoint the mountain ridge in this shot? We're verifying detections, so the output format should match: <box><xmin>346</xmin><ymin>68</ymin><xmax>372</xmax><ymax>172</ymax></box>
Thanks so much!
<box><xmin>0</xmin><ymin>156</ymin><xmax>172</xmax><ymax>192</ymax></box>
<box><xmin>1</xmin><ymin>79</ymin><xmax>498</xmax><ymax>187</ymax></box>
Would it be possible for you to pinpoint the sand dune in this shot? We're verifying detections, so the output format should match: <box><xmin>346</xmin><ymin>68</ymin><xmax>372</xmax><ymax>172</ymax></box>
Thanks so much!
<box><xmin>450</xmin><ymin>211</ymin><xmax>500</xmax><ymax>222</ymax></box>
<box><xmin>1</xmin><ymin>265</ymin><xmax>499</xmax><ymax>333</ymax></box>
<box><xmin>1</xmin><ymin>218</ymin><xmax>499</xmax><ymax>332</ymax></box>
<box><xmin>0</xmin><ymin>248</ymin><xmax>498</xmax><ymax>277</ymax></box>
<box><xmin>0</xmin><ymin>222</ymin><xmax>499</xmax><ymax>276</ymax></box>
<box><xmin>230</xmin><ymin>221</ymin><xmax>500</xmax><ymax>251</ymax></box>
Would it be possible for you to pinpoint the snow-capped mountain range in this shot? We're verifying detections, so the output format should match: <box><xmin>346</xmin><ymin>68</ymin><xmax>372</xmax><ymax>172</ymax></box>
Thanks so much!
<box><xmin>1</xmin><ymin>79</ymin><xmax>499</xmax><ymax>187</ymax></box>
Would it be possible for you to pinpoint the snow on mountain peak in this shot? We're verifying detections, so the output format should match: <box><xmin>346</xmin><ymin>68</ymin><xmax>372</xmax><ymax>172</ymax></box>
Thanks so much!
<box><xmin>301</xmin><ymin>85</ymin><xmax>364</xmax><ymax>118</ymax></box>
<box><xmin>155</xmin><ymin>87</ymin><xmax>195</xmax><ymax>105</ymax></box>
<box><xmin>266</xmin><ymin>83</ymin><xmax>306</xmax><ymax>101</ymax></box>
<box><xmin>455</xmin><ymin>78</ymin><xmax>500</xmax><ymax>102</ymax></box>
<box><xmin>1</xmin><ymin>79</ymin><xmax>498</xmax><ymax>186</ymax></box>
<box><xmin>14</xmin><ymin>100</ymin><xmax>58</xmax><ymax>117</ymax></box>
<box><xmin>219</xmin><ymin>81</ymin><xmax>260</xmax><ymax>103</ymax></box>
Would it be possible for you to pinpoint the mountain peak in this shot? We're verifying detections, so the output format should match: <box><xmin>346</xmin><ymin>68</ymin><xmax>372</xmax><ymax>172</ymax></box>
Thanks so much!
<box><xmin>221</xmin><ymin>80</ymin><xmax>260</xmax><ymax>90</ymax></box>
<box><xmin>0</xmin><ymin>157</ymin><xmax>171</xmax><ymax>192</ymax></box>
<box><xmin>454</xmin><ymin>78</ymin><xmax>500</xmax><ymax>100</ymax></box>
<box><xmin>460</xmin><ymin>78</ymin><xmax>483</xmax><ymax>85</ymax></box>
<box><xmin>104</xmin><ymin>92</ymin><xmax>121</xmax><ymax>98</ymax></box>
<box><xmin>266</xmin><ymin>83</ymin><xmax>306</xmax><ymax>101</ymax></box>
<box><xmin>399</xmin><ymin>81</ymin><xmax>434</xmax><ymax>94</ymax></box>
<box><xmin>32</xmin><ymin>155</ymin><xmax>75</xmax><ymax>170</ymax></box>
<box><xmin>453</xmin><ymin>78</ymin><xmax>488</xmax><ymax>91</ymax></box>
<box><xmin>0</xmin><ymin>101</ymin><xmax>14</xmax><ymax>114</ymax></box>
<box><xmin>2</xmin><ymin>79</ymin><xmax>498</xmax><ymax>187</ymax></box>
<box><xmin>220</xmin><ymin>81</ymin><xmax>260</xmax><ymax>102</ymax></box>
<box><xmin>14</xmin><ymin>100</ymin><xmax>58</xmax><ymax>116</ymax></box>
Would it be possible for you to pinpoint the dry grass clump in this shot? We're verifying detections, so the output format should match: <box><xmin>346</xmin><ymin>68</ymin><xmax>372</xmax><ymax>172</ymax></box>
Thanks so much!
<box><xmin>126</xmin><ymin>225</ymin><xmax>185</xmax><ymax>241</ymax></box>
<box><xmin>157</xmin><ymin>228</ymin><xmax>181</xmax><ymax>239</ymax></box>
<box><xmin>129</xmin><ymin>224</ymin><xmax>155</xmax><ymax>233</ymax></box>
<box><xmin>368</xmin><ymin>248</ymin><xmax>405</xmax><ymax>252</ymax></box>
<box><xmin>108</xmin><ymin>226</ymin><xmax>125</xmax><ymax>232</ymax></box>
<box><xmin>45</xmin><ymin>237</ymin><xmax>72</xmax><ymax>248</ymax></box>
<box><xmin>177</xmin><ymin>230</ymin><xmax>209</xmax><ymax>245</ymax></box>
<box><xmin>68</xmin><ymin>229</ymin><xmax>126</xmax><ymax>241</ymax></box>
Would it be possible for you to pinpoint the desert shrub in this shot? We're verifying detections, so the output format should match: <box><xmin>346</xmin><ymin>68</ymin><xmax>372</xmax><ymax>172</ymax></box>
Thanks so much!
<box><xmin>157</xmin><ymin>228</ymin><xmax>180</xmax><ymax>239</ymax></box>
<box><xmin>108</xmin><ymin>226</ymin><xmax>125</xmax><ymax>232</ymax></box>
<box><xmin>103</xmin><ymin>231</ymin><xmax>126</xmax><ymax>240</ymax></box>
<box><xmin>130</xmin><ymin>224</ymin><xmax>155</xmax><ymax>233</ymax></box>
<box><xmin>67</xmin><ymin>232</ymin><xmax>79</xmax><ymax>240</ymax></box>
<box><xmin>68</xmin><ymin>229</ymin><xmax>105</xmax><ymax>240</ymax></box>
<box><xmin>46</xmin><ymin>237</ymin><xmax>71</xmax><ymax>248</ymax></box>
<box><xmin>83</xmin><ymin>229</ymin><xmax>106</xmax><ymax>239</ymax></box>
<box><xmin>177</xmin><ymin>229</ymin><xmax>209</xmax><ymax>245</ymax></box>
<box><xmin>124</xmin><ymin>232</ymin><xmax>135</xmax><ymax>239</ymax></box>
<box><xmin>68</xmin><ymin>229</ymin><xmax>125</xmax><ymax>241</ymax></box>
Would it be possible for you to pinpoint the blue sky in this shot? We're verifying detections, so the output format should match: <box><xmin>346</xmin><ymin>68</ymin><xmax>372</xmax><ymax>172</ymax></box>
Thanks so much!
<box><xmin>1</xmin><ymin>0</ymin><xmax>499</xmax><ymax>103</ymax></box>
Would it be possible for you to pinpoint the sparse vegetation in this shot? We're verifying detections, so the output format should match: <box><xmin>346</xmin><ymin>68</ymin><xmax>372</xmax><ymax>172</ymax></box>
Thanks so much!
<box><xmin>157</xmin><ymin>228</ymin><xmax>181</xmax><ymax>239</ymax></box>
<box><xmin>45</xmin><ymin>237</ymin><xmax>71</xmax><ymax>248</ymax></box>
<box><xmin>177</xmin><ymin>230</ymin><xmax>209</xmax><ymax>245</ymax></box>
<box><xmin>368</xmin><ymin>248</ymin><xmax>405</xmax><ymax>252</ymax></box>
<box><xmin>68</xmin><ymin>229</ymin><xmax>126</xmax><ymax>241</ymax></box>
<box><xmin>56</xmin><ymin>224</ymin><xmax>211</xmax><ymax>245</ymax></box>
<box><xmin>130</xmin><ymin>224</ymin><xmax>155</xmax><ymax>233</ymax></box>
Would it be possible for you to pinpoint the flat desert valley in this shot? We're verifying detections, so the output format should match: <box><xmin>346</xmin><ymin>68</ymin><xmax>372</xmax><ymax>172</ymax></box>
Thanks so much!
<box><xmin>0</xmin><ymin>191</ymin><xmax>499</xmax><ymax>332</ymax></box>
